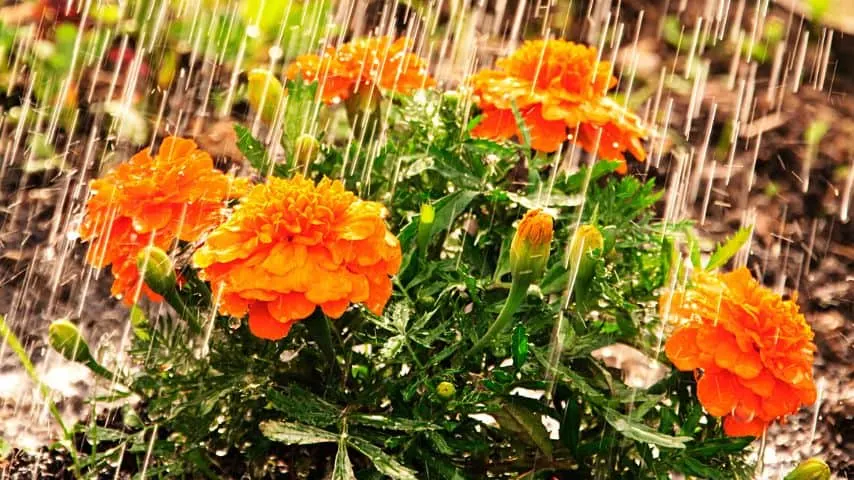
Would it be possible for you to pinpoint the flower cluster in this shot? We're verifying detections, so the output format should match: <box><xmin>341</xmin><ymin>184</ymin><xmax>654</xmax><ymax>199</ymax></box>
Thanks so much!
<box><xmin>192</xmin><ymin>175</ymin><xmax>402</xmax><ymax>340</ymax></box>
<box><xmin>80</xmin><ymin>137</ymin><xmax>246</xmax><ymax>304</ymax></box>
<box><xmin>469</xmin><ymin>40</ymin><xmax>647</xmax><ymax>172</ymax></box>
<box><xmin>663</xmin><ymin>268</ymin><xmax>817</xmax><ymax>437</ymax></box>
<box><xmin>286</xmin><ymin>36</ymin><xmax>435</xmax><ymax>104</ymax></box>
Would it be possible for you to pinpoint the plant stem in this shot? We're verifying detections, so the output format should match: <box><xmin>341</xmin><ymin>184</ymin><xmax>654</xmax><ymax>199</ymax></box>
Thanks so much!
<box><xmin>0</xmin><ymin>315</ymin><xmax>81</xmax><ymax>476</ymax></box>
<box><xmin>163</xmin><ymin>289</ymin><xmax>202</xmax><ymax>334</ymax></box>
<box><xmin>466</xmin><ymin>279</ymin><xmax>530</xmax><ymax>358</ymax></box>
<box><xmin>305</xmin><ymin>314</ymin><xmax>337</xmax><ymax>369</ymax></box>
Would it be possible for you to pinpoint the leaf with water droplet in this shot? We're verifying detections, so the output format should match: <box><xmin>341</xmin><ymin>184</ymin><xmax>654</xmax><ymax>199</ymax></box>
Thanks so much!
<box><xmin>705</xmin><ymin>226</ymin><xmax>752</xmax><ymax>271</ymax></box>
<box><xmin>259</xmin><ymin>420</ymin><xmax>338</xmax><ymax>445</ymax></box>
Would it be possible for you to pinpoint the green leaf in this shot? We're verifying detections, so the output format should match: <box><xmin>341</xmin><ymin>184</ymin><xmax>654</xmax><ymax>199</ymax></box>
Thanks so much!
<box><xmin>347</xmin><ymin>436</ymin><xmax>418</xmax><ymax>480</ymax></box>
<box><xmin>333</xmin><ymin>436</ymin><xmax>357</xmax><ymax>480</ymax></box>
<box><xmin>282</xmin><ymin>78</ymin><xmax>320</xmax><ymax>155</ymax></box>
<box><xmin>686</xmin><ymin>437</ymin><xmax>753</xmax><ymax>457</ymax></box>
<box><xmin>511</xmin><ymin>324</ymin><xmax>528</xmax><ymax>369</ymax></box>
<box><xmin>0</xmin><ymin>438</ymin><xmax>11</xmax><ymax>459</ymax></box>
<box><xmin>234</xmin><ymin>124</ymin><xmax>270</xmax><ymax>174</ymax></box>
<box><xmin>510</xmin><ymin>100</ymin><xmax>531</xmax><ymax>149</ymax></box>
<box><xmin>398</xmin><ymin>190</ymin><xmax>479</xmax><ymax>248</ymax></box>
<box><xmin>266</xmin><ymin>386</ymin><xmax>340</xmax><ymax>427</ymax></box>
<box><xmin>603</xmin><ymin>409</ymin><xmax>692</xmax><ymax>449</ymax></box>
<box><xmin>349</xmin><ymin>413</ymin><xmax>437</xmax><ymax>432</ymax></box>
<box><xmin>492</xmin><ymin>400</ymin><xmax>553</xmax><ymax>458</ymax></box>
<box><xmin>705</xmin><ymin>226</ymin><xmax>752</xmax><ymax>271</ymax></box>
<box><xmin>259</xmin><ymin>420</ymin><xmax>338</xmax><ymax>445</ymax></box>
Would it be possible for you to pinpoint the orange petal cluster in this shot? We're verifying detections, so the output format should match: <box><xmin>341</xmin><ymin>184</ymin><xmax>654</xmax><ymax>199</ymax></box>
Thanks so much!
<box><xmin>80</xmin><ymin>137</ymin><xmax>247</xmax><ymax>304</ymax></box>
<box><xmin>286</xmin><ymin>36</ymin><xmax>435</xmax><ymax>104</ymax></box>
<box><xmin>469</xmin><ymin>40</ymin><xmax>647</xmax><ymax>172</ymax></box>
<box><xmin>662</xmin><ymin>268</ymin><xmax>817</xmax><ymax>437</ymax></box>
<box><xmin>192</xmin><ymin>175</ymin><xmax>402</xmax><ymax>340</ymax></box>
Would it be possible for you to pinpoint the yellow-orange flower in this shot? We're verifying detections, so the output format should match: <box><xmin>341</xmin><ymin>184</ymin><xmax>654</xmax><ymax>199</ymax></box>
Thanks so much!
<box><xmin>662</xmin><ymin>268</ymin><xmax>817</xmax><ymax>437</ymax></box>
<box><xmin>509</xmin><ymin>209</ymin><xmax>554</xmax><ymax>283</ymax></box>
<box><xmin>469</xmin><ymin>40</ymin><xmax>646</xmax><ymax>172</ymax></box>
<box><xmin>192</xmin><ymin>175</ymin><xmax>402</xmax><ymax>340</ymax></box>
<box><xmin>80</xmin><ymin>137</ymin><xmax>247</xmax><ymax>304</ymax></box>
<box><xmin>286</xmin><ymin>36</ymin><xmax>435</xmax><ymax>104</ymax></box>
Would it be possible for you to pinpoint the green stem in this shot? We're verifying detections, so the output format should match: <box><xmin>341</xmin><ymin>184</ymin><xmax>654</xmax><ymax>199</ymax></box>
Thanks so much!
<box><xmin>305</xmin><ymin>314</ymin><xmax>337</xmax><ymax>369</ymax></box>
<box><xmin>163</xmin><ymin>289</ymin><xmax>202</xmax><ymax>334</ymax></box>
<box><xmin>0</xmin><ymin>315</ymin><xmax>81</xmax><ymax>476</ymax></box>
<box><xmin>466</xmin><ymin>279</ymin><xmax>530</xmax><ymax>358</ymax></box>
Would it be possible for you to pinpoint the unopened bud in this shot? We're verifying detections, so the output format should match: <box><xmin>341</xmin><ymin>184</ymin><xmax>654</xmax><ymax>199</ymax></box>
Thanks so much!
<box><xmin>137</xmin><ymin>246</ymin><xmax>176</xmax><ymax>296</ymax></box>
<box><xmin>784</xmin><ymin>458</ymin><xmax>831</xmax><ymax>480</ymax></box>
<box><xmin>247</xmin><ymin>69</ymin><xmax>284</xmax><ymax>125</ymax></box>
<box><xmin>510</xmin><ymin>209</ymin><xmax>554</xmax><ymax>284</ymax></box>
<box><xmin>437</xmin><ymin>381</ymin><xmax>456</xmax><ymax>399</ymax></box>
<box><xmin>49</xmin><ymin>319</ymin><xmax>94</xmax><ymax>364</ymax></box>
<box><xmin>567</xmin><ymin>224</ymin><xmax>604</xmax><ymax>309</ymax></box>
<box><xmin>293</xmin><ymin>134</ymin><xmax>320</xmax><ymax>166</ymax></box>
<box><xmin>416</xmin><ymin>203</ymin><xmax>435</xmax><ymax>256</ymax></box>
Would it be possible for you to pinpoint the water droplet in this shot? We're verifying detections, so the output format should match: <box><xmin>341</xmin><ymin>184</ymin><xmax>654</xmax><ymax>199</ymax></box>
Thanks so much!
<box><xmin>228</xmin><ymin>316</ymin><xmax>242</xmax><ymax>330</ymax></box>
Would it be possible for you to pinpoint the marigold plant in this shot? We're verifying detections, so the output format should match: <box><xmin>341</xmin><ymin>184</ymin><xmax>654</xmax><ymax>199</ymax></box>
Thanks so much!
<box><xmin>663</xmin><ymin>267</ymin><xmax>817</xmax><ymax>437</ymax></box>
<box><xmin>469</xmin><ymin>39</ymin><xmax>647</xmax><ymax>172</ymax></box>
<box><xmin>192</xmin><ymin>175</ymin><xmax>402</xmax><ymax>340</ymax></box>
<box><xmin>80</xmin><ymin>137</ymin><xmax>246</xmax><ymax>304</ymax></box>
<box><xmin>286</xmin><ymin>36</ymin><xmax>435</xmax><ymax>104</ymax></box>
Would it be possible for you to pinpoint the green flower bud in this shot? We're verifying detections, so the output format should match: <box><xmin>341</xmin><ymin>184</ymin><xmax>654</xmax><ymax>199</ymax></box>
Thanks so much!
<box><xmin>293</xmin><ymin>134</ymin><xmax>320</xmax><ymax>166</ymax></box>
<box><xmin>784</xmin><ymin>458</ymin><xmax>831</xmax><ymax>480</ymax></box>
<box><xmin>436</xmin><ymin>381</ymin><xmax>456</xmax><ymax>399</ymax></box>
<box><xmin>158</xmin><ymin>50</ymin><xmax>178</xmax><ymax>91</ymax></box>
<box><xmin>567</xmin><ymin>224</ymin><xmax>604</xmax><ymax>309</ymax></box>
<box><xmin>416</xmin><ymin>203</ymin><xmax>435</xmax><ymax>256</ymax></box>
<box><xmin>247</xmin><ymin>69</ymin><xmax>285</xmax><ymax>125</ymax></box>
<box><xmin>510</xmin><ymin>209</ymin><xmax>554</xmax><ymax>284</ymax></box>
<box><xmin>49</xmin><ymin>319</ymin><xmax>94</xmax><ymax>364</ymax></box>
<box><xmin>136</xmin><ymin>246</ymin><xmax>177</xmax><ymax>296</ymax></box>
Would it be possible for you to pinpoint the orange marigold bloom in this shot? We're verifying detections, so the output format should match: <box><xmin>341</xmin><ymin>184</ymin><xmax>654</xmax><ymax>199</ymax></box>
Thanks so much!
<box><xmin>469</xmin><ymin>40</ymin><xmax>647</xmax><ymax>172</ymax></box>
<box><xmin>192</xmin><ymin>175</ymin><xmax>402</xmax><ymax>340</ymax></box>
<box><xmin>662</xmin><ymin>268</ymin><xmax>817</xmax><ymax>437</ymax></box>
<box><xmin>286</xmin><ymin>36</ymin><xmax>435</xmax><ymax>104</ymax></box>
<box><xmin>80</xmin><ymin>137</ymin><xmax>247</xmax><ymax>304</ymax></box>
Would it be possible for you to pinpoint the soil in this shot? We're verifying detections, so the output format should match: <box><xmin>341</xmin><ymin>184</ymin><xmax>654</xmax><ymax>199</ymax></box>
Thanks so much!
<box><xmin>1</xmin><ymin>0</ymin><xmax>851</xmax><ymax>478</ymax></box>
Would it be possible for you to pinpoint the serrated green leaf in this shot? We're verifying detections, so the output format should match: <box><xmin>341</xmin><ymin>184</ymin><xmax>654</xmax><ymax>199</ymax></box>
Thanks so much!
<box><xmin>705</xmin><ymin>226</ymin><xmax>752</xmax><ymax>271</ymax></box>
<box><xmin>266</xmin><ymin>386</ymin><xmax>340</xmax><ymax>427</ymax></box>
<box><xmin>259</xmin><ymin>420</ymin><xmax>338</xmax><ymax>445</ymax></box>
<box><xmin>234</xmin><ymin>124</ymin><xmax>269</xmax><ymax>174</ymax></box>
<box><xmin>333</xmin><ymin>436</ymin><xmax>356</xmax><ymax>480</ymax></box>
<box><xmin>347</xmin><ymin>436</ymin><xmax>418</xmax><ymax>480</ymax></box>
<box><xmin>398</xmin><ymin>190</ymin><xmax>478</xmax><ymax>249</ymax></box>
<box><xmin>349</xmin><ymin>413</ymin><xmax>437</xmax><ymax>432</ymax></box>
<box><xmin>511</xmin><ymin>324</ymin><xmax>528</xmax><ymax>369</ymax></box>
<box><xmin>492</xmin><ymin>400</ymin><xmax>553</xmax><ymax>458</ymax></box>
<box><xmin>603</xmin><ymin>409</ymin><xmax>692</xmax><ymax>449</ymax></box>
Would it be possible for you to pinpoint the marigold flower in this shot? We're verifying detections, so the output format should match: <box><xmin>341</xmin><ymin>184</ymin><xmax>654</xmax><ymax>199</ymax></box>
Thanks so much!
<box><xmin>469</xmin><ymin>40</ymin><xmax>647</xmax><ymax>172</ymax></box>
<box><xmin>510</xmin><ymin>209</ymin><xmax>554</xmax><ymax>283</ymax></box>
<box><xmin>80</xmin><ymin>137</ymin><xmax>247</xmax><ymax>304</ymax></box>
<box><xmin>192</xmin><ymin>175</ymin><xmax>402</xmax><ymax>340</ymax></box>
<box><xmin>662</xmin><ymin>268</ymin><xmax>817</xmax><ymax>437</ymax></box>
<box><xmin>286</xmin><ymin>36</ymin><xmax>435</xmax><ymax>104</ymax></box>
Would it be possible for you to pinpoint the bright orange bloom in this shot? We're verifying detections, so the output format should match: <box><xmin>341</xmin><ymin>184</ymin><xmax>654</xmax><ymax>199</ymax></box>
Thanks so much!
<box><xmin>286</xmin><ymin>36</ymin><xmax>435</xmax><ymax>104</ymax></box>
<box><xmin>662</xmin><ymin>268</ymin><xmax>817</xmax><ymax>437</ymax></box>
<box><xmin>192</xmin><ymin>175</ymin><xmax>402</xmax><ymax>340</ymax></box>
<box><xmin>80</xmin><ymin>137</ymin><xmax>247</xmax><ymax>304</ymax></box>
<box><xmin>469</xmin><ymin>40</ymin><xmax>646</xmax><ymax>172</ymax></box>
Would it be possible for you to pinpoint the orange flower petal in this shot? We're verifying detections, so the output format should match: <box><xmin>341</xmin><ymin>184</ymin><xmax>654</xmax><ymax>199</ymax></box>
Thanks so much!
<box><xmin>664</xmin><ymin>326</ymin><xmax>702</xmax><ymax>371</ymax></box>
<box><xmin>723</xmin><ymin>416</ymin><xmax>765</xmax><ymax>437</ymax></box>
<box><xmin>248</xmin><ymin>303</ymin><xmax>294</xmax><ymax>340</ymax></box>
<box><xmin>697</xmin><ymin>370</ymin><xmax>740</xmax><ymax>417</ymax></box>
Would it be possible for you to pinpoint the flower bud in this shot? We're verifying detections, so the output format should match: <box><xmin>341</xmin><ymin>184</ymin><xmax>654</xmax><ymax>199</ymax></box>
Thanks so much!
<box><xmin>136</xmin><ymin>246</ymin><xmax>177</xmax><ymax>296</ymax></box>
<box><xmin>293</xmin><ymin>134</ymin><xmax>320</xmax><ymax>166</ymax></box>
<box><xmin>437</xmin><ymin>381</ymin><xmax>456</xmax><ymax>399</ymax></box>
<box><xmin>510</xmin><ymin>209</ymin><xmax>554</xmax><ymax>283</ymax></box>
<box><xmin>49</xmin><ymin>319</ymin><xmax>94</xmax><ymax>364</ymax></box>
<box><xmin>567</xmin><ymin>224</ymin><xmax>604</xmax><ymax>308</ymax></box>
<box><xmin>416</xmin><ymin>203</ymin><xmax>435</xmax><ymax>256</ymax></box>
<box><xmin>247</xmin><ymin>69</ymin><xmax>284</xmax><ymax>125</ymax></box>
<box><xmin>784</xmin><ymin>458</ymin><xmax>831</xmax><ymax>480</ymax></box>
